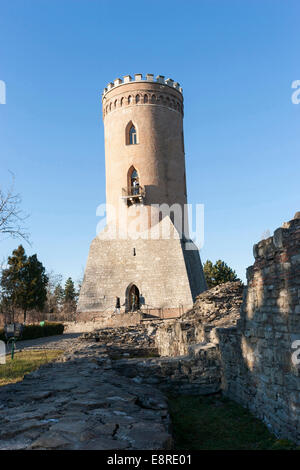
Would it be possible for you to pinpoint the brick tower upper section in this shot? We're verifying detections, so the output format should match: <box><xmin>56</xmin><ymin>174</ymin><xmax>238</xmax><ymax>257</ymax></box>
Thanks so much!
<box><xmin>102</xmin><ymin>74</ymin><xmax>183</xmax><ymax>118</ymax></box>
<box><xmin>101</xmin><ymin>73</ymin><xmax>187</xmax><ymax>233</ymax></box>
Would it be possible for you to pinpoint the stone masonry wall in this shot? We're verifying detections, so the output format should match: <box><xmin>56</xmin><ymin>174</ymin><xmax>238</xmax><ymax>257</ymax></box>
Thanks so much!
<box><xmin>81</xmin><ymin>321</ymin><xmax>221</xmax><ymax>395</ymax></box>
<box><xmin>76</xmin><ymin>212</ymin><xmax>299</xmax><ymax>442</ymax></box>
<box><xmin>218</xmin><ymin>213</ymin><xmax>300</xmax><ymax>442</ymax></box>
<box><xmin>155</xmin><ymin>281</ymin><xmax>243</xmax><ymax>356</ymax></box>
<box><xmin>77</xmin><ymin>218</ymin><xmax>206</xmax><ymax>316</ymax></box>
<box><xmin>112</xmin><ymin>343</ymin><xmax>221</xmax><ymax>395</ymax></box>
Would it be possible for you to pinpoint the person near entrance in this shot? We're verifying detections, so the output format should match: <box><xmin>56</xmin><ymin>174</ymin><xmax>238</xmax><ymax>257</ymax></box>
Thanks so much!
<box><xmin>131</xmin><ymin>292</ymin><xmax>138</xmax><ymax>312</ymax></box>
<box><xmin>132</xmin><ymin>177</ymin><xmax>139</xmax><ymax>195</ymax></box>
<box><xmin>114</xmin><ymin>296</ymin><xmax>121</xmax><ymax>314</ymax></box>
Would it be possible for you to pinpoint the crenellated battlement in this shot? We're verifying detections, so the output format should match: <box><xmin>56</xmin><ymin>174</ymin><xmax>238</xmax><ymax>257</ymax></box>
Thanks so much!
<box><xmin>252</xmin><ymin>211</ymin><xmax>300</xmax><ymax>261</ymax></box>
<box><xmin>102</xmin><ymin>73</ymin><xmax>183</xmax><ymax>99</ymax></box>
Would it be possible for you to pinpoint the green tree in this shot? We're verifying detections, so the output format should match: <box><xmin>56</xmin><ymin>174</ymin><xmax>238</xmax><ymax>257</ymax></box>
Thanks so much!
<box><xmin>203</xmin><ymin>259</ymin><xmax>239</xmax><ymax>289</ymax></box>
<box><xmin>1</xmin><ymin>245</ymin><xmax>48</xmax><ymax>322</ymax></box>
<box><xmin>63</xmin><ymin>277</ymin><xmax>77</xmax><ymax>313</ymax></box>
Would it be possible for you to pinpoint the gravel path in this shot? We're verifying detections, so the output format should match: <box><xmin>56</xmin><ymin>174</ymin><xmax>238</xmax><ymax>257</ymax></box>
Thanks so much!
<box><xmin>7</xmin><ymin>333</ymin><xmax>82</xmax><ymax>353</ymax></box>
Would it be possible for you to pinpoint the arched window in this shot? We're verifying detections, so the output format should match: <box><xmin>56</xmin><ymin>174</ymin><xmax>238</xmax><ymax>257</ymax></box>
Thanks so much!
<box><xmin>151</xmin><ymin>94</ymin><xmax>156</xmax><ymax>103</ymax></box>
<box><xmin>125</xmin><ymin>121</ymin><xmax>138</xmax><ymax>145</ymax></box>
<box><xmin>128</xmin><ymin>95</ymin><xmax>132</xmax><ymax>104</ymax></box>
<box><xmin>126</xmin><ymin>166</ymin><xmax>143</xmax><ymax>206</ymax></box>
<box><xmin>120</xmin><ymin>97</ymin><xmax>124</xmax><ymax>106</ymax></box>
<box><xmin>127</xmin><ymin>166</ymin><xmax>139</xmax><ymax>194</ymax></box>
<box><xmin>114</xmin><ymin>99</ymin><xmax>117</xmax><ymax>108</ymax></box>
<box><xmin>144</xmin><ymin>94</ymin><xmax>148</xmax><ymax>103</ymax></box>
<box><xmin>130</xmin><ymin>168</ymin><xmax>139</xmax><ymax>195</ymax></box>
<box><xmin>129</xmin><ymin>125</ymin><xmax>137</xmax><ymax>145</ymax></box>
<box><xmin>136</xmin><ymin>94</ymin><xmax>140</xmax><ymax>104</ymax></box>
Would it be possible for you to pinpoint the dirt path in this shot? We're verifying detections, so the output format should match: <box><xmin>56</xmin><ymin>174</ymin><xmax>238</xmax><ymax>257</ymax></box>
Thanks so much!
<box><xmin>7</xmin><ymin>333</ymin><xmax>82</xmax><ymax>353</ymax></box>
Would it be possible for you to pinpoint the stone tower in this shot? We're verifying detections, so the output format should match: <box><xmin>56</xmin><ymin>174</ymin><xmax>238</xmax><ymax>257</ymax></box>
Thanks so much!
<box><xmin>78</xmin><ymin>74</ymin><xmax>207</xmax><ymax>318</ymax></box>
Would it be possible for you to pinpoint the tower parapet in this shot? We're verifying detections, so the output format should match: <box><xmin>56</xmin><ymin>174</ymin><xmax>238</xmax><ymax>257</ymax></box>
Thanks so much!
<box><xmin>102</xmin><ymin>73</ymin><xmax>183</xmax><ymax>99</ymax></box>
<box><xmin>102</xmin><ymin>73</ymin><xmax>184</xmax><ymax>118</ymax></box>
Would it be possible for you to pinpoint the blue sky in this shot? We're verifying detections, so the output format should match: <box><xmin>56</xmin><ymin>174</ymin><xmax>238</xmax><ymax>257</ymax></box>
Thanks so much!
<box><xmin>0</xmin><ymin>0</ymin><xmax>299</xmax><ymax>285</ymax></box>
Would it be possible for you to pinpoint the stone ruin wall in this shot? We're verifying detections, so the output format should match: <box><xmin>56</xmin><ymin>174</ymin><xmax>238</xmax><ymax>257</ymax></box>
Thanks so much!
<box><xmin>150</xmin><ymin>213</ymin><xmax>300</xmax><ymax>442</ymax></box>
<box><xmin>155</xmin><ymin>281</ymin><xmax>243</xmax><ymax>357</ymax></box>
<box><xmin>77</xmin><ymin>212</ymin><xmax>300</xmax><ymax>442</ymax></box>
<box><xmin>218</xmin><ymin>213</ymin><xmax>300</xmax><ymax>442</ymax></box>
<box><xmin>83</xmin><ymin>322</ymin><xmax>222</xmax><ymax>396</ymax></box>
<box><xmin>95</xmin><ymin>282</ymin><xmax>243</xmax><ymax>396</ymax></box>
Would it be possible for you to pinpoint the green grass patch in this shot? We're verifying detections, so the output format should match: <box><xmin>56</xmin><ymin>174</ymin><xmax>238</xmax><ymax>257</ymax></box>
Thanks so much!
<box><xmin>0</xmin><ymin>349</ymin><xmax>63</xmax><ymax>386</ymax></box>
<box><xmin>168</xmin><ymin>394</ymin><xmax>297</xmax><ymax>450</ymax></box>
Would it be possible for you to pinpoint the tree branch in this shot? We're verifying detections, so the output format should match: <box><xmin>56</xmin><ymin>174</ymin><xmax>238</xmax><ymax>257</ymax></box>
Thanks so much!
<box><xmin>0</xmin><ymin>173</ymin><xmax>30</xmax><ymax>244</ymax></box>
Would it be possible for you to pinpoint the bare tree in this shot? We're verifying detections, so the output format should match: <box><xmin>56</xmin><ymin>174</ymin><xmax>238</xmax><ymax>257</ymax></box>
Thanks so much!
<box><xmin>45</xmin><ymin>270</ymin><xmax>63</xmax><ymax>315</ymax></box>
<box><xmin>0</xmin><ymin>174</ymin><xmax>29</xmax><ymax>242</ymax></box>
<box><xmin>76</xmin><ymin>265</ymin><xmax>85</xmax><ymax>293</ymax></box>
<box><xmin>261</xmin><ymin>229</ymin><xmax>271</xmax><ymax>241</ymax></box>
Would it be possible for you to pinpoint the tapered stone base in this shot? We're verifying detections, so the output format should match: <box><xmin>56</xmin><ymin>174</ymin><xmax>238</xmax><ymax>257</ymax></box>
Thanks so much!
<box><xmin>77</xmin><ymin>218</ymin><xmax>207</xmax><ymax>318</ymax></box>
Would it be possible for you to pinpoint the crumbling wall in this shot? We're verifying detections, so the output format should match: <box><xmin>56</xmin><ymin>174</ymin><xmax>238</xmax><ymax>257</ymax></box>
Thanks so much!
<box><xmin>218</xmin><ymin>213</ymin><xmax>300</xmax><ymax>442</ymax></box>
<box><xmin>81</xmin><ymin>321</ymin><xmax>221</xmax><ymax>395</ymax></box>
<box><xmin>155</xmin><ymin>281</ymin><xmax>243</xmax><ymax>356</ymax></box>
<box><xmin>76</xmin><ymin>212</ymin><xmax>300</xmax><ymax>442</ymax></box>
<box><xmin>111</xmin><ymin>342</ymin><xmax>221</xmax><ymax>395</ymax></box>
<box><xmin>64</xmin><ymin>312</ymin><xmax>144</xmax><ymax>334</ymax></box>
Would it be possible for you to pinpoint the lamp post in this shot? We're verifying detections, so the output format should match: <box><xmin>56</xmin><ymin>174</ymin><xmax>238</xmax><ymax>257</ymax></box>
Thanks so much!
<box><xmin>4</xmin><ymin>323</ymin><xmax>23</xmax><ymax>360</ymax></box>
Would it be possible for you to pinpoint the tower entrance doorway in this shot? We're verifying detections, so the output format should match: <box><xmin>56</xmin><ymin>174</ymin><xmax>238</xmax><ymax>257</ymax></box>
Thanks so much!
<box><xmin>127</xmin><ymin>284</ymin><xmax>140</xmax><ymax>312</ymax></box>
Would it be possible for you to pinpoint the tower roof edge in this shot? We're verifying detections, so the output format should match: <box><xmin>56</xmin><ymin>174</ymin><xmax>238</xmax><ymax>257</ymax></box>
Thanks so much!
<box><xmin>101</xmin><ymin>74</ymin><xmax>183</xmax><ymax>99</ymax></box>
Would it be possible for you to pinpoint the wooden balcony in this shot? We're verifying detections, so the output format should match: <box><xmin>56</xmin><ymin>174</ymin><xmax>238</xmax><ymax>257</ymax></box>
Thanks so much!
<box><xmin>122</xmin><ymin>186</ymin><xmax>145</xmax><ymax>206</ymax></box>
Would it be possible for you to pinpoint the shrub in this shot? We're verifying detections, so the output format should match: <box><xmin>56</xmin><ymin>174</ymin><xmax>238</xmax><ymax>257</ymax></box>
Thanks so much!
<box><xmin>203</xmin><ymin>259</ymin><xmax>239</xmax><ymax>289</ymax></box>
<box><xmin>0</xmin><ymin>322</ymin><xmax>64</xmax><ymax>342</ymax></box>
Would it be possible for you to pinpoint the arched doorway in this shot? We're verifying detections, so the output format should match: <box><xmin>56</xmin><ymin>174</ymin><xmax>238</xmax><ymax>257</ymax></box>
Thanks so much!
<box><xmin>126</xmin><ymin>284</ymin><xmax>140</xmax><ymax>312</ymax></box>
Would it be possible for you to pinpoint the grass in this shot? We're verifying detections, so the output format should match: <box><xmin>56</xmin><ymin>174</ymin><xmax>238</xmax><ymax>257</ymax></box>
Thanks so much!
<box><xmin>168</xmin><ymin>394</ymin><xmax>297</xmax><ymax>450</ymax></box>
<box><xmin>0</xmin><ymin>349</ymin><xmax>63</xmax><ymax>386</ymax></box>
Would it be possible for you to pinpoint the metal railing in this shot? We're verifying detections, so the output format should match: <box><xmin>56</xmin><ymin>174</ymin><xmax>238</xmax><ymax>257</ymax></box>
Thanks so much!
<box><xmin>140</xmin><ymin>304</ymin><xmax>185</xmax><ymax>319</ymax></box>
<box><xmin>122</xmin><ymin>186</ymin><xmax>145</xmax><ymax>198</ymax></box>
